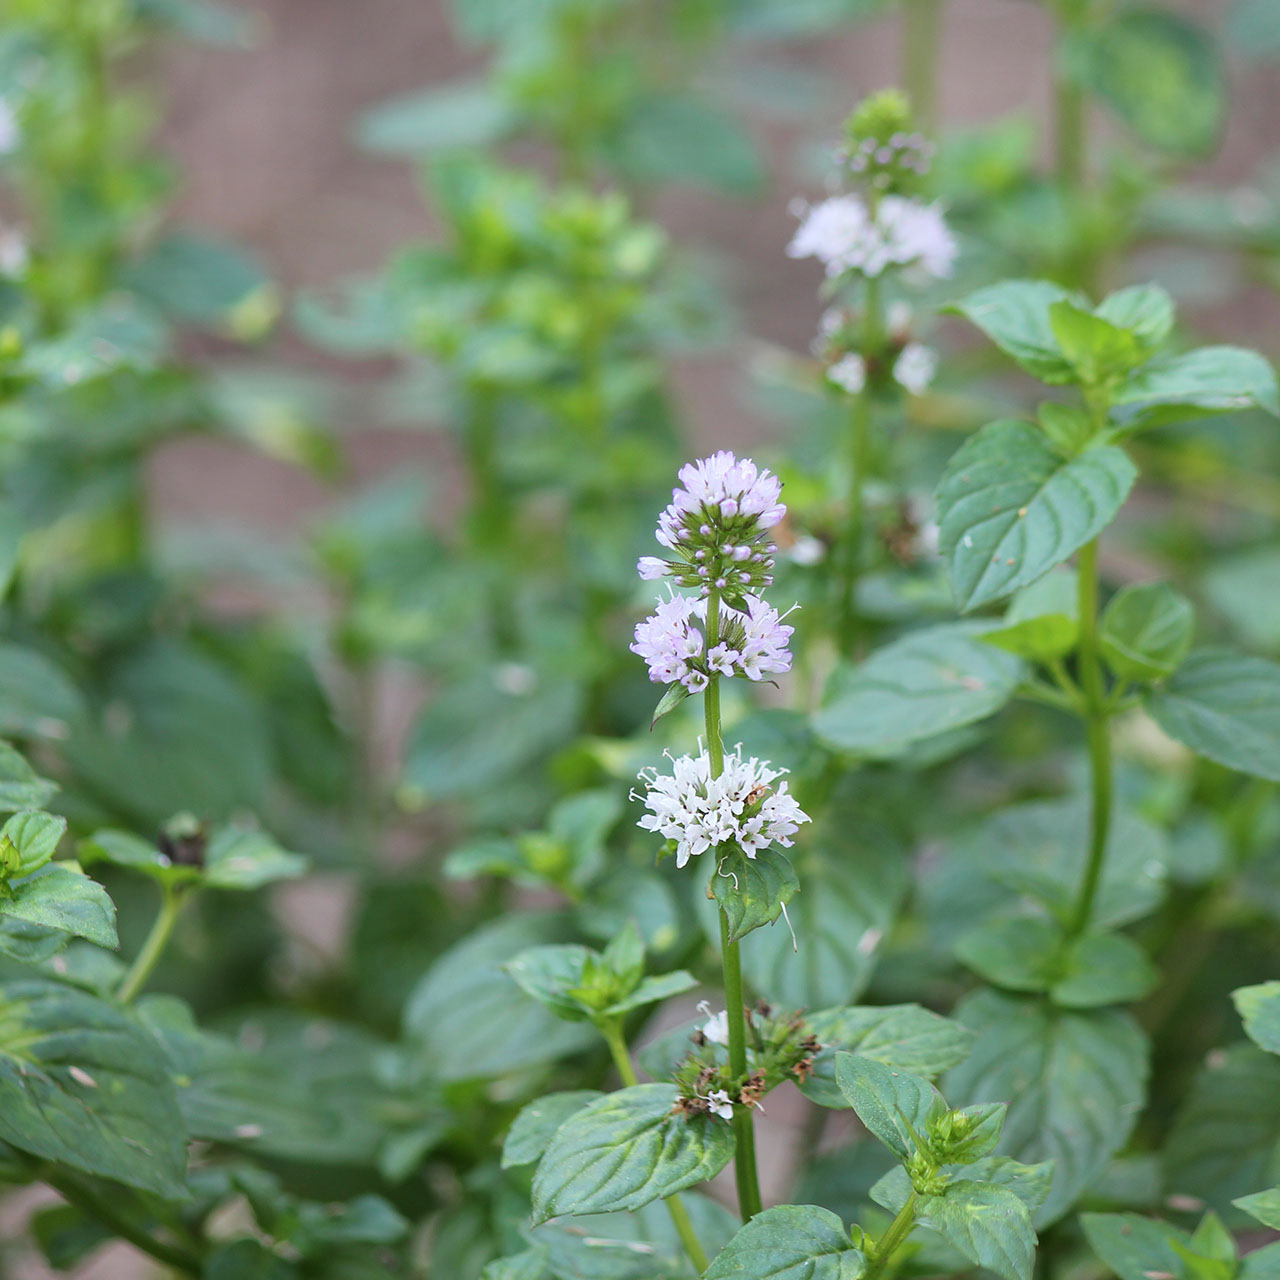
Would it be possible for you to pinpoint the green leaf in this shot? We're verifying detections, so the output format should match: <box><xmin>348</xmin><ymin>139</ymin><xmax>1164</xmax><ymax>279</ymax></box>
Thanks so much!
<box><xmin>133</xmin><ymin>0</ymin><xmax>254</xmax><ymax>45</ymax></box>
<box><xmin>355</xmin><ymin>80</ymin><xmax>514</xmax><ymax>154</ymax></box>
<box><xmin>914</xmin><ymin>1182</ymin><xmax>1037</xmax><ymax>1280</ymax></box>
<box><xmin>530</xmin><ymin>1084</ymin><xmax>735</xmax><ymax>1223</ymax></box>
<box><xmin>612</xmin><ymin>95</ymin><xmax>765</xmax><ymax>195</ymax></box>
<box><xmin>1204</xmin><ymin>545</ymin><xmax>1280</xmax><ymax>651</ymax></box>
<box><xmin>702</xmin><ymin>1203</ymin><xmax>867</xmax><ymax>1280</ymax></box>
<box><xmin>1095</xmin><ymin>285</ymin><xmax>1175</xmax><ymax>354</ymax></box>
<box><xmin>204</xmin><ymin>1240</ymin><xmax>297</xmax><ymax>1280</ymax></box>
<box><xmin>1100</xmin><ymin>582</ymin><xmax>1194</xmax><ymax>682</ymax></box>
<box><xmin>948</xmin><ymin>281</ymin><xmax>1077</xmax><ymax>382</ymax></box>
<box><xmin>1164</xmin><ymin>1045</ymin><xmax>1280</xmax><ymax>1213</ymax></box>
<box><xmin>1147</xmin><ymin>649</ymin><xmax>1280</xmax><ymax>780</ymax></box>
<box><xmin>124</xmin><ymin>234</ymin><xmax>274</xmax><ymax>331</ymax></box>
<box><xmin>834</xmin><ymin>1055</ymin><xmax>943</xmax><ymax>1161</ymax></box>
<box><xmin>955</xmin><ymin>917</ymin><xmax>1158</xmax><ymax>1007</ymax></box>
<box><xmin>936</xmin><ymin>420</ymin><xmax>1137</xmax><ymax>611</ymax></box>
<box><xmin>650</xmin><ymin>681</ymin><xmax>691</xmax><ymax>729</ymax></box>
<box><xmin>502</xmin><ymin>1091</ymin><xmax>603</xmax><ymax>1169</ymax></box>
<box><xmin>982</xmin><ymin>570</ymin><xmax>1079</xmax><ymax>662</ymax></box>
<box><xmin>0</xmin><ymin>980</ymin><xmax>187</xmax><ymax>1196</ymax></box>
<box><xmin>2</xmin><ymin>810</ymin><xmax>66</xmax><ymax>875</ymax></box>
<box><xmin>1234</xmin><ymin>1188</ymin><xmax>1280</xmax><ymax>1230</ymax></box>
<box><xmin>1074</xmin><ymin>8</ymin><xmax>1224</xmax><ymax>156</ymax></box>
<box><xmin>712</xmin><ymin>847</ymin><xmax>800</xmax><ymax>945</ymax></box>
<box><xmin>1113</xmin><ymin>347</ymin><xmax>1279</xmax><ymax>428</ymax></box>
<box><xmin>944</xmin><ymin>990</ymin><xmax>1149</xmax><ymax>1223</ymax></box>
<box><xmin>1233</xmin><ymin>982</ymin><xmax>1280</xmax><ymax>1054</ymax></box>
<box><xmin>203</xmin><ymin>826</ymin><xmax>307</xmax><ymax>891</ymax></box>
<box><xmin>801</xmin><ymin>1005</ymin><xmax>975</xmax><ymax>1109</ymax></box>
<box><xmin>0</xmin><ymin>742</ymin><xmax>57</xmax><ymax>812</ymax></box>
<box><xmin>0</xmin><ymin>645</ymin><xmax>85</xmax><ymax>740</ymax></box>
<box><xmin>404</xmin><ymin>913</ymin><xmax>597</xmax><ymax>1081</ymax></box>
<box><xmin>1</xmin><ymin>865</ymin><xmax>117</xmax><ymax>948</ymax></box>
<box><xmin>814</xmin><ymin>624</ymin><xmax>1024</xmax><ymax>756</ymax></box>
<box><xmin>1049</xmin><ymin>301</ymin><xmax>1141</xmax><ymax>385</ymax></box>
<box><xmin>1039</xmin><ymin>403</ymin><xmax>1096</xmax><ymax>455</ymax></box>
<box><xmin>1082</xmin><ymin>1213</ymin><xmax>1199</xmax><ymax>1280</ymax></box>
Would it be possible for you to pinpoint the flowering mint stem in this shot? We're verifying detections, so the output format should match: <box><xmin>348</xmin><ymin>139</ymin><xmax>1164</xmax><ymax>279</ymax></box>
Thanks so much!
<box><xmin>864</xmin><ymin>1189</ymin><xmax>918</xmax><ymax>1280</ymax></box>
<box><xmin>838</xmin><ymin>275</ymin><xmax>881</xmax><ymax>653</ymax></box>
<box><xmin>601</xmin><ymin>1020</ymin><xmax>710</xmax><ymax>1273</ymax></box>
<box><xmin>1067</xmin><ymin>537</ymin><xmax>1113</xmax><ymax>938</ymax></box>
<box><xmin>705</xmin><ymin>589</ymin><xmax>764</xmax><ymax>1222</ymax></box>
<box><xmin>117</xmin><ymin>883</ymin><xmax>187</xmax><ymax>1005</ymax></box>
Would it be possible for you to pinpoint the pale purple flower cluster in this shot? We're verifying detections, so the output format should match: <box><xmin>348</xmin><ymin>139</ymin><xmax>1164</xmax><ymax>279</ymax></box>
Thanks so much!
<box><xmin>630</xmin><ymin>590</ymin><xmax>795</xmax><ymax>693</ymax></box>
<box><xmin>638</xmin><ymin>451</ymin><xmax>784</xmax><ymax>596</ymax></box>
<box><xmin>632</xmin><ymin>747</ymin><xmax>810</xmax><ymax>868</ymax></box>
<box><xmin>787</xmin><ymin>194</ymin><xmax>956</xmax><ymax>281</ymax></box>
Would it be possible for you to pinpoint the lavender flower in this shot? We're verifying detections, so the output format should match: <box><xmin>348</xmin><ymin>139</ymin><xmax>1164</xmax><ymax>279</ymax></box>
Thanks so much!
<box><xmin>633</xmin><ymin>747</ymin><xmax>810</xmax><ymax>869</ymax></box>
<box><xmin>631</xmin><ymin>591</ymin><xmax>795</xmax><ymax>691</ymax></box>
<box><xmin>638</xmin><ymin>451</ymin><xmax>785</xmax><ymax>596</ymax></box>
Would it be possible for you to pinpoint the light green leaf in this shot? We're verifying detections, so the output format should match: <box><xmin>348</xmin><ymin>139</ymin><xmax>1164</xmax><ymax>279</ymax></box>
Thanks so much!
<box><xmin>530</xmin><ymin>1084</ymin><xmax>735</xmax><ymax>1223</ymax></box>
<box><xmin>712</xmin><ymin>847</ymin><xmax>800</xmax><ymax>945</ymax></box>
<box><xmin>502</xmin><ymin>1091</ymin><xmax>603</xmax><ymax>1169</ymax></box>
<box><xmin>0</xmin><ymin>980</ymin><xmax>186</xmax><ymax>1196</ymax></box>
<box><xmin>2</xmin><ymin>811</ymin><xmax>66</xmax><ymax>875</ymax></box>
<box><xmin>702</xmin><ymin>1203</ymin><xmax>867</xmax><ymax>1280</ymax></box>
<box><xmin>1049</xmin><ymin>301</ymin><xmax>1141</xmax><ymax>385</ymax></box>
<box><xmin>2</xmin><ymin>866</ymin><xmax>117</xmax><ymax>948</ymax></box>
<box><xmin>948</xmin><ymin>281</ymin><xmax>1077</xmax><ymax>382</ymax></box>
<box><xmin>1113</xmin><ymin>347</ymin><xmax>1279</xmax><ymax>428</ymax></box>
<box><xmin>1100</xmin><ymin>582</ymin><xmax>1194</xmax><ymax>682</ymax></box>
<box><xmin>936</xmin><ymin>420</ymin><xmax>1137</xmax><ymax>611</ymax></box>
<box><xmin>801</xmin><ymin>1005</ymin><xmax>975</xmax><ymax>1108</ymax></box>
<box><xmin>982</xmin><ymin>569</ymin><xmax>1079</xmax><ymax>662</ymax></box>
<box><xmin>915</xmin><ymin>1182</ymin><xmax>1037</xmax><ymax>1280</ymax></box>
<box><xmin>1147</xmin><ymin>649</ymin><xmax>1280</xmax><ymax>780</ymax></box>
<box><xmin>355</xmin><ymin>80</ymin><xmax>514</xmax><ymax>154</ymax></box>
<box><xmin>834</xmin><ymin>1055</ymin><xmax>943</xmax><ymax>1161</ymax></box>
<box><xmin>1234</xmin><ymin>1187</ymin><xmax>1280</xmax><ymax>1230</ymax></box>
<box><xmin>1095</xmin><ymin>284</ymin><xmax>1175</xmax><ymax>353</ymax></box>
<box><xmin>1233</xmin><ymin>982</ymin><xmax>1280</xmax><ymax>1054</ymax></box>
<box><xmin>814</xmin><ymin>624</ymin><xmax>1025</xmax><ymax>756</ymax></box>
<box><xmin>0</xmin><ymin>743</ymin><xmax>57</xmax><ymax>813</ymax></box>
<box><xmin>1075</xmin><ymin>9</ymin><xmax>1224</xmax><ymax>156</ymax></box>
<box><xmin>1164</xmin><ymin>1045</ymin><xmax>1280</xmax><ymax>1213</ymax></box>
<box><xmin>944</xmin><ymin>990</ymin><xmax>1149</xmax><ymax>1223</ymax></box>
<box><xmin>203</xmin><ymin>826</ymin><xmax>307</xmax><ymax>891</ymax></box>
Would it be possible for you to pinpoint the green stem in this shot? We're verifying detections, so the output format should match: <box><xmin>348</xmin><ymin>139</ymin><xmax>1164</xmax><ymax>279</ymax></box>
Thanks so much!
<box><xmin>116</xmin><ymin>884</ymin><xmax>186</xmax><ymax>1005</ymax></box>
<box><xmin>865</xmin><ymin>1190</ymin><xmax>918</xmax><ymax>1280</ymax></box>
<box><xmin>837</xmin><ymin>277</ymin><xmax>881</xmax><ymax>654</ymax></box>
<box><xmin>1053</xmin><ymin>17</ymin><xmax>1086</xmax><ymax>194</ymax></box>
<box><xmin>704</xmin><ymin>589</ymin><xmax>762</xmax><ymax>1223</ymax></box>
<box><xmin>1067</xmin><ymin>538</ymin><xmax>1112</xmax><ymax>938</ymax></box>
<box><xmin>601</xmin><ymin>1022</ymin><xmax>710</xmax><ymax>1274</ymax></box>
<box><xmin>43</xmin><ymin>1168</ymin><xmax>201</xmax><ymax>1275</ymax></box>
<box><xmin>902</xmin><ymin>0</ymin><xmax>943</xmax><ymax>132</ymax></box>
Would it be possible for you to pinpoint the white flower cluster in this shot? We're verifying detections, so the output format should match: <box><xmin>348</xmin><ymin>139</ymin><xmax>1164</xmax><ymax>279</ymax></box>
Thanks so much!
<box><xmin>787</xmin><ymin>194</ymin><xmax>956</xmax><ymax>281</ymax></box>
<box><xmin>823</xmin><ymin>342</ymin><xmax>937</xmax><ymax>397</ymax></box>
<box><xmin>631</xmin><ymin>590</ymin><xmax>795</xmax><ymax>693</ymax></box>
<box><xmin>633</xmin><ymin>747</ymin><xmax>810</xmax><ymax>869</ymax></box>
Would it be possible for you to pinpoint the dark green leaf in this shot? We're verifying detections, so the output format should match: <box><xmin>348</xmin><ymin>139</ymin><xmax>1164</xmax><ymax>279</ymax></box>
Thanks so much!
<box><xmin>0</xmin><ymin>742</ymin><xmax>57</xmax><ymax>812</ymax></box>
<box><xmin>125</xmin><ymin>234</ymin><xmax>273</xmax><ymax>330</ymax></box>
<box><xmin>204</xmin><ymin>826</ymin><xmax>307</xmax><ymax>891</ymax></box>
<box><xmin>914</xmin><ymin>1182</ymin><xmax>1037</xmax><ymax>1280</ymax></box>
<box><xmin>355</xmin><ymin>80</ymin><xmax>514</xmax><ymax>154</ymax></box>
<box><xmin>530</xmin><ymin>1084</ymin><xmax>735</xmax><ymax>1223</ymax></box>
<box><xmin>936</xmin><ymin>420</ymin><xmax>1136</xmax><ymax>611</ymax></box>
<box><xmin>1099</xmin><ymin>582</ymin><xmax>1194</xmax><ymax>682</ymax></box>
<box><xmin>1082</xmin><ymin>1212</ymin><xmax>1197</xmax><ymax>1280</ymax></box>
<box><xmin>944</xmin><ymin>990</ymin><xmax>1149</xmax><ymax>1223</ymax></box>
<box><xmin>503</xmin><ymin>1091</ymin><xmax>603</xmax><ymax>1169</ymax></box>
<box><xmin>1050</xmin><ymin>932</ymin><xmax>1160</xmax><ymax>1008</ymax></box>
<box><xmin>801</xmin><ymin>1005</ymin><xmax>975</xmax><ymax>1108</ymax></box>
<box><xmin>0</xmin><ymin>980</ymin><xmax>186</xmax><ymax>1196</ymax></box>
<box><xmin>814</xmin><ymin>624</ymin><xmax>1024</xmax><ymax>756</ymax></box>
<box><xmin>1147</xmin><ymin>649</ymin><xmax>1280</xmax><ymax>781</ymax></box>
<box><xmin>1</xmin><ymin>865</ymin><xmax>117</xmax><ymax>948</ymax></box>
<box><xmin>702</xmin><ymin>1203</ymin><xmax>867</xmax><ymax>1280</ymax></box>
<box><xmin>0</xmin><ymin>645</ymin><xmax>85</xmax><ymax>739</ymax></box>
<box><xmin>712</xmin><ymin>847</ymin><xmax>800</xmax><ymax>945</ymax></box>
<box><xmin>1203</xmin><ymin>546</ymin><xmax>1280</xmax><ymax>651</ymax></box>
